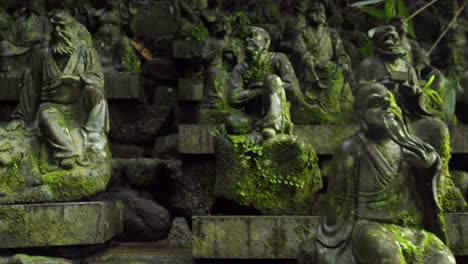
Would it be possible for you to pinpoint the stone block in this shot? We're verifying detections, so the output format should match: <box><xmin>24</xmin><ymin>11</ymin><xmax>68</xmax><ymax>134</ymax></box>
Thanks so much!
<box><xmin>177</xmin><ymin>125</ymin><xmax>468</xmax><ymax>155</ymax></box>
<box><xmin>153</xmin><ymin>86</ymin><xmax>177</xmax><ymax>107</ymax></box>
<box><xmin>135</xmin><ymin>1</ymin><xmax>177</xmax><ymax>36</ymax></box>
<box><xmin>143</xmin><ymin>59</ymin><xmax>179</xmax><ymax>81</ymax></box>
<box><xmin>0</xmin><ymin>201</ymin><xmax>123</xmax><ymax>248</ymax></box>
<box><xmin>178</xmin><ymin>78</ymin><xmax>203</xmax><ymax>101</ymax></box>
<box><xmin>105</xmin><ymin>73</ymin><xmax>141</xmax><ymax>99</ymax></box>
<box><xmin>178</xmin><ymin>125</ymin><xmax>222</xmax><ymax>154</ymax></box>
<box><xmin>172</xmin><ymin>40</ymin><xmax>204</xmax><ymax>59</ymax></box>
<box><xmin>0</xmin><ymin>77</ymin><xmax>21</xmax><ymax>101</ymax></box>
<box><xmin>193</xmin><ymin>214</ymin><xmax>468</xmax><ymax>259</ymax></box>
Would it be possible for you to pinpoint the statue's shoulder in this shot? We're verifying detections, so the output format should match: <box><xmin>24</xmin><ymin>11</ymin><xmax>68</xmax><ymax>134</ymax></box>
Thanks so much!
<box><xmin>335</xmin><ymin>134</ymin><xmax>363</xmax><ymax>157</ymax></box>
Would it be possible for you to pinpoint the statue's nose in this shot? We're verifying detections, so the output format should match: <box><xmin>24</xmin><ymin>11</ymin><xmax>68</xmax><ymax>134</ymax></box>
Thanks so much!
<box><xmin>382</xmin><ymin>99</ymin><xmax>391</xmax><ymax>110</ymax></box>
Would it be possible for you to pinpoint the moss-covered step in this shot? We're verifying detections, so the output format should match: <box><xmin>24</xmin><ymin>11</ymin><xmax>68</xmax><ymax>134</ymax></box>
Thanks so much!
<box><xmin>178</xmin><ymin>125</ymin><xmax>468</xmax><ymax>154</ymax></box>
<box><xmin>105</xmin><ymin>73</ymin><xmax>141</xmax><ymax>99</ymax></box>
<box><xmin>172</xmin><ymin>40</ymin><xmax>205</xmax><ymax>59</ymax></box>
<box><xmin>178</xmin><ymin>78</ymin><xmax>203</xmax><ymax>102</ymax></box>
<box><xmin>85</xmin><ymin>243</ymin><xmax>194</xmax><ymax>264</ymax></box>
<box><xmin>0</xmin><ymin>77</ymin><xmax>21</xmax><ymax>101</ymax></box>
<box><xmin>0</xmin><ymin>201</ymin><xmax>123</xmax><ymax>248</ymax></box>
<box><xmin>193</xmin><ymin>214</ymin><xmax>468</xmax><ymax>259</ymax></box>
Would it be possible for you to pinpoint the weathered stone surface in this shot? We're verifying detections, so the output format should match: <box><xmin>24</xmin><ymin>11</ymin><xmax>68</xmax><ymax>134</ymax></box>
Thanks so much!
<box><xmin>105</xmin><ymin>73</ymin><xmax>141</xmax><ymax>99</ymax></box>
<box><xmin>97</xmin><ymin>186</ymin><xmax>171</xmax><ymax>241</ymax></box>
<box><xmin>0</xmin><ymin>254</ymin><xmax>73</xmax><ymax>264</ymax></box>
<box><xmin>178</xmin><ymin>125</ymin><xmax>468</xmax><ymax>155</ymax></box>
<box><xmin>153</xmin><ymin>133</ymin><xmax>179</xmax><ymax>158</ymax></box>
<box><xmin>0</xmin><ymin>201</ymin><xmax>123</xmax><ymax>248</ymax></box>
<box><xmin>166</xmin><ymin>217</ymin><xmax>193</xmax><ymax>247</ymax></box>
<box><xmin>109</xmin><ymin>104</ymin><xmax>171</xmax><ymax>144</ymax></box>
<box><xmin>178</xmin><ymin>78</ymin><xmax>203</xmax><ymax>101</ymax></box>
<box><xmin>178</xmin><ymin>125</ymin><xmax>222</xmax><ymax>154</ymax></box>
<box><xmin>153</xmin><ymin>86</ymin><xmax>178</xmax><ymax>107</ymax></box>
<box><xmin>169</xmin><ymin>159</ymin><xmax>216</xmax><ymax>217</ymax></box>
<box><xmin>143</xmin><ymin>59</ymin><xmax>179</xmax><ymax>81</ymax></box>
<box><xmin>111</xmin><ymin>143</ymin><xmax>145</xmax><ymax>159</ymax></box>
<box><xmin>193</xmin><ymin>214</ymin><xmax>468</xmax><ymax>259</ymax></box>
<box><xmin>135</xmin><ymin>1</ymin><xmax>177</xmax><ymax>36</ymax></box>
<box><xmin>175</xmin><ymin>105</ymin><xmax>198</xmax><ymax>125</ymax></box>
<box><xmin>123</xmin><ymin>158</ymin><xmax>167</xmax><ymax>190</ymax></box>
<box><xmin>0</xmin><ymin>77</ymin><xmax>21</xmax><ymax>101</ymax></box>
<box><xmin>84</xmin><ymin>243</ymin><xmax>194</xmax><ymax>264</ymax></box>
<box><xmin>172</xmin><ymin>40</ymin><xmax>204</xmax><ymax>59</ymax></box>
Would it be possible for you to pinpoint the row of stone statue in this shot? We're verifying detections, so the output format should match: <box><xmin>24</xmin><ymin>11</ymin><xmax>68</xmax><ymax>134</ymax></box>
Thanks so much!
<box><xmin>0</xmin><ymin>0</ymin><xmax>139</xmax><ymax>77</ymax></box>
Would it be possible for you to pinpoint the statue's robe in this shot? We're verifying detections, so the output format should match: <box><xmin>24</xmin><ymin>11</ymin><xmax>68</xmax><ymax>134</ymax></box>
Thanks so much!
<box><xmin>13</xmin><ymin>43</ymin><xmax>109</xmax><ymax>159</ymax></box>
<box><xmin>316</xmin><ymin>132</ymin><xmax>449</xmax><ymax>264</ymax></box>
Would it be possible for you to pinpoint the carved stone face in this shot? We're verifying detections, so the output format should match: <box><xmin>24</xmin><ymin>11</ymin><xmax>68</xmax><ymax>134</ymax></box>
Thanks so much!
<box><xmin>373</xmin><ymin>26</ymin><xmax>404</xmax><ymax>56</ymax></box>
<box><xmin>307</xmin><ymin>4</ymin><xmax>326</xmax><ymax>26</ymax></box>
<box><xmin>361</xmin><ymin>86</ymin><xmax>395</xmax><ymax>129</ymax></box>
<box><xmin>244</xmin><ymin>27</ymin><xmax>270</xmax><ymax>57</ymax></box>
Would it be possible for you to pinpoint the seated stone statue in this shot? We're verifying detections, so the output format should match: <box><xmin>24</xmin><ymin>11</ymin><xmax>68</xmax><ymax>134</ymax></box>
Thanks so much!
<box><xmin>0</xmin><ymin>11</ymin><xmax>111</xmax><ymax>204</ymax></box>
<box><xmin>291</xmin><ymin>3</ymin><xmax>354</xmax><ymax>124</ymax></box>
<box><xmin>228</xmin><ymin>26</ymin><xmax>297</xmax><ymax>138</ymax></box>
<box><xmin>357</xmin><ymin>25</ymin><xmax>466</xmax><ymax>212</ymax></box>
<box><xmin>315</xmin><ymin>82</ymin><xmax>455</xmax><ymax>264</ymax></box>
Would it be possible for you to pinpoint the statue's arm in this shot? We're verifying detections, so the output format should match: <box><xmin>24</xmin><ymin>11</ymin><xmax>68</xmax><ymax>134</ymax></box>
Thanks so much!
<box><xmin>228</xmin><ymin>64</ymin><xmax>261</xmax><ymax>106</ymax></box>
<box><xmin>80</xmin><ymin>47</ymin><xmax>105</xmax><ymax>89</ymax></box>
<box><xmin>273</xmin><ymin>53</ymin><xmax>300</xmax><ymax>96</ymax></box>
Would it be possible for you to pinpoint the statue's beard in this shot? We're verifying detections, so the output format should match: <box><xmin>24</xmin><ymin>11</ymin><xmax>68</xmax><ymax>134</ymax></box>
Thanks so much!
<box><xmin>51</xmin><ymin>27</ymin><xmax>76</xmax><ymax>56</ymax></box>
<box><xmin>377</xmin><ymin>44</ymin><xmax>406</xmax><ymax>60</ymax></box>
<box><xmin>383</xmin><ymin>113</ymin><xmax>429</xmax><ymax>161</ymax></box>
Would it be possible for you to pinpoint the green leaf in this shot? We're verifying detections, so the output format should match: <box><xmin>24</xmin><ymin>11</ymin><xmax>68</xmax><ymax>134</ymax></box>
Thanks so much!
<box><xmin>360</xmin><ymin>40</ymin><xmax>376</xmax><ymax>57</ymax></box>
<box><xmin>385</xmin><ymin>0</ymin><xmax>397</xmax><ymax>19</ymax></box>
<box><xmin>350</xmin><ymin>0</ymin><xmax>385</xmax><ymax>7</ymax></box>
<box><xmin>361</xmin><ymin>6</ymin><xmax>387</xmax><ymax>19</ymax></box>
<box><xmin>397</xmin><ymin>0</ymin><xmax>416</xmax><ymax>38</ymax></box>
<box><xmin>423</xmin><ymin>75</ymin><xmax>436</xmax><ymax>90</ymax></box>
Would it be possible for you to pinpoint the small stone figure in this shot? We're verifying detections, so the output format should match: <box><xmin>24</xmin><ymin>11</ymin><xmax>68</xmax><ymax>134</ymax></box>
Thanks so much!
<box><xmin>176</xmin><ymin>0</ymin><xmax>211</xmax><ymax>40</ymax></box>
<box><xmin>228</xmin><ymin>26</ymin><xmax>298</xmax><ymax>138</ymax></box>
<box><xmin>87</xmin><ymin>0</ymin><xmax>140</xmax><ymax>73</ymax></box>
<box><xmin>291</xmin><ymin>2</ymin><xmax>354</xmax><ymax>124</ymax></box>
<box><xmin>0</xmin><ymin>11</ymin><xmax>111</xmax><ymax>204</ymax></box>
<box><xmin>316</xmin><ymin>82</ymin><xmax>455</xmax><ymax>264</ymax></box>
<box><xmin>357</xmin><ymin>25</ymin><xmax>466</xmax><ymax>212</ymax></box>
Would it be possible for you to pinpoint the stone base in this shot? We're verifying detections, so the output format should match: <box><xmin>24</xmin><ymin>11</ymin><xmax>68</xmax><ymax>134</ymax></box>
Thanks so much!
<box><xmin>193</xmin><ymin>214</ymin><xmax>468</xmax><ymax>259</ymax></box>
<box><xmin>105</xmin><ymin>73</ymin><xmax>141</xmax><ymax>99</ymax></box>
<box><xmin>0</xmin><ymin>201</ymin><xmax>123</xmax><ymax>248</ymax></box>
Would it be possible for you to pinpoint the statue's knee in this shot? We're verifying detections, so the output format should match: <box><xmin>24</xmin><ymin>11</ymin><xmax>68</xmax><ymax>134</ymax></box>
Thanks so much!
<box><xmin>429</xmin><ymin>251</ymin><xmax>456</xmax><ymax>264</ymax></box>
<box><xmin>353</xmin><ymin>228</ymin><xmax>402</xmax><ymax>264</ymax></box>
<box><xmin>37</xmin><ymin>103</ymin><xmax>53</xmax><ymax>125</ymax></box>
<box><xmin>263</xmin><ymin>74</ymin><xmax>282</xmax><ymax>94</ymax></box>
<box><xmin>82</xmin><ymin>85</ymin><xmax>105</xmax><ymax>102</ymax></box>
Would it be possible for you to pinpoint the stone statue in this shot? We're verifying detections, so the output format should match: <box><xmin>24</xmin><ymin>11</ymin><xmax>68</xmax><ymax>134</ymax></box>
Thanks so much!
<box><xmin>357</xmin><ymin>25</ymin><xmax>466</xmax><ymax>211</ymax></box>
<box><xmin>176</xmin><ymin>0</ymin><xmax>211</xmax><ymax>40</ymax></box>
<box><xmin>248</xmin><ymin>0</ymin><xmax>282</xmax><ymax>49</ymax></box>
<box><xmin>278</xmin><ymin>0</ymin><xmax>308</xmax><ymax>55</ymax></box>
<box><xmin>291</xmin><ymin>3</ymin><xmax>354</xmax><ymax>124</ymax></box>
<box><xmin>87</xmin><ymin>0</ymin><xmax>140</xmax><ymax>73</ymax></box>
<box><xmin>0</xmin><ymin>0</ymin><xmax>49</xmax><ymax>78</ymax></box>
<box><xmin>228</xmin><ymin>26</ymin><xmax>297</xmax><ymax>138</ymax></box>
<box><xmin>0</xmin><ymin>11</ymin><xmax>111</xmax><ymax>204</ymax></box>
<box><xmin>316</xmin><ymin>82</ymin><xmax>455</xmax><ymax>264</ymax></box>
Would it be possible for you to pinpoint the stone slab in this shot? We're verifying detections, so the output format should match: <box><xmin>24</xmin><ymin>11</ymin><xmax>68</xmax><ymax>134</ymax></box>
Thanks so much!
<box><xmin>85</xmin><ymin>243</ymin><xmax>194</xmax><ymax>264</ymax></box>
<box><xmin>0</xmin><ymin>201</ymin><xmax>123</xmax><ymax>248</ymax></box>
<box><xmin>0</xmin><ymin>77</ymin><xmax>21</xmax><ymax>101</ymax></box>
<box><xmin>178</xmin><ymin>78</ymin><xmax>203</xmax><ymax>101</ymax></box>
<box><xmin>172</xmin><ymin>40</ymin><xmax>204</xmax><ymax>59</ymax></box>
<box><xmin>193</xmin><ymin>214</ymin><xmax>468</xmax><ymax>259</ymax></box>
<box><xmin>178</xmin><ymin>125</ymin><xmax>468</xmax><ymax>155</ymax></box>
<box><xmin>105</xmin><ymin>73</ymin><xmax>141</xmax><ymax>99</ymax></box>
<box><xmin>135</xmin><ymin>1</ymin><xmax>177</xmax><ymax>36</ymax></box>
<box><xmin>178</xmin><ymin>125</ymin><xmax>222</xmax><ymax>154</ymax></box>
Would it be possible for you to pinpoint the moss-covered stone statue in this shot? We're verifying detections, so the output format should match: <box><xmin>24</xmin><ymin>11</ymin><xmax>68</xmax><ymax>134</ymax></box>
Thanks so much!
<box><xmin>357</xmin><ymin>25</ymin><xmax>466</xmax><ymax>212</ymax></box>
<box><xmin>198</xmin><ymin>16</ymin><xmax>242</xmax><ymax>124</ymax></box>
<box><xmin>0</xmin><ymin>0</ymin><xmax>49</xmax><ymax>78</ymax></box>
<box><xmin>175</xmin><ymin>0</ymin><xmax>212</xmax><ymax>41</ymax></box>
<box><xmin>314</xmin><ymin>82</ymin><xmax>455</xmax><ymax>264</ymax></box>
<box><xmin>291</xmin><ymin>3</ymin><xmax>354</xmax><ymax>124</ymax></box>
<box><xmin>0</xmin><ymin>11</ymin><xmax>111</xmax><ymax>204</ymax></box>
<box><xmin>212</xmin><ymin>26</ymin><xmax>322</xmax><ymax>214</ymax></box>
<box><xmin>86</xmin><ymin>0</ymin><xmax>140</xmax><ymax>73</ymax></box>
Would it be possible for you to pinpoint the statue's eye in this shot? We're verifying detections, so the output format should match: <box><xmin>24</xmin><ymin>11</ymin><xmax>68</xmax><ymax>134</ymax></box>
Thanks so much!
<box><xmin>366</xmin><ymin>96</ymin><xmax>383</xmax><ymax>108</ymax></box>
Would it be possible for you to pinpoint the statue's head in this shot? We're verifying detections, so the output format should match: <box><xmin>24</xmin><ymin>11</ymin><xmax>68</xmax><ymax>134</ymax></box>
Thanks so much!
<box><xmin>295</xmin><ymin>0</ymin><xmax>309</xmax><ymax>14</ymax></box>
<box><xmin>354</xmin><ymin>82</ymin><xmax>399</xmax><ymax>131</ymax></box>
<box><xmin>50</xmin><ymin>11</ymin><xmax>79</xmax><ymax>55</ymax></box>
<box><xmin>244</xmin><ymin>26</ymin><xmax>270</xmax><ymax>57</ymax></box>
<box><xmin>389</xmin><ymin>16</ymin><xmax>408</xmax><ymax>37</ymax></box>
<box><xmin>213</xmin><ymin>16</ymin><xmax>232</xmax><ymax>38</ymax></box>
<box><xmin>372</xmin><ymin>25</ymin><xmax>405</xmax><ymax>58</ymax></box>
<box><xmin>307</xmin><ymin>2</ymin><xmax>326</xmax><ymax>26</ymax></box>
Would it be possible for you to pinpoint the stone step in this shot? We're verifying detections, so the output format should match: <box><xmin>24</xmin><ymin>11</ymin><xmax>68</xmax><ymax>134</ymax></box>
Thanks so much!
<box><xmin>0</xmin><ymin>201</ymin><xmax>123</xmax><ymax>248</ymax></box>
<box><xmin>85</xmin><ymin>243</ymin><xmax>194</xmax><ymax>264</ymax></box>
<box><xmin>178</xmin><ymin>124</ymin><xmax>468</xmax><ymax>155</ymax></box>
<box><xmin>0</xmin><ymin>74</ymin><xmax>140</xmax><ymax>101</ymax></box>
<box><xmin>178</xmin><ymin>78</ymin><xmax>204</xmax><ymax>102</ymax></box>
<box><xmin>192</xmin><ymin>214</ymin><xmax>468</xmax><ymax>259</ymax></box>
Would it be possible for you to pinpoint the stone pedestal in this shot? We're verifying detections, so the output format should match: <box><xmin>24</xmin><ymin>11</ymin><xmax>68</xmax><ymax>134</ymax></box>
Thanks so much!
<box><xmin>0</xmin><ymin>201</ymin><xmax>123</xmax><ymax>248</ymax></box>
